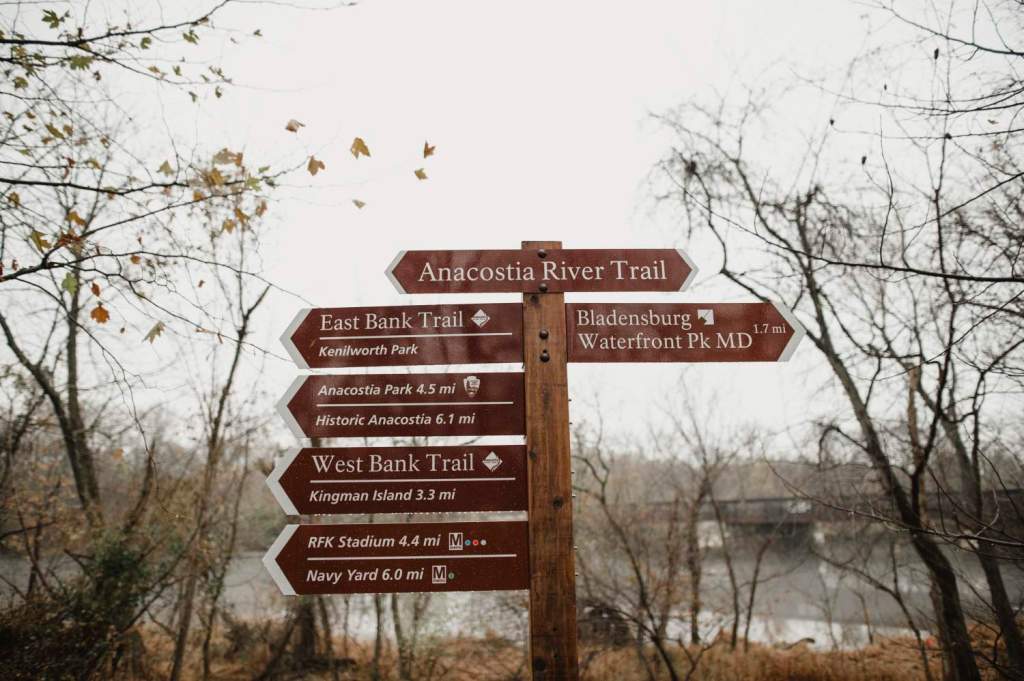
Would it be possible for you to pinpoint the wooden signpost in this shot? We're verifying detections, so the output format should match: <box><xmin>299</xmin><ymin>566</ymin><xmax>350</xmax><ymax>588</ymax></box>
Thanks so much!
<box><xmin>269</xmin><ymin>241</ymin><xmax>804</xmax><ymax>681</ymax></box>
<box><xmin>267</xmin><ymin>445</ymin><xmax>528</xmax><ymax>515</ymax></box>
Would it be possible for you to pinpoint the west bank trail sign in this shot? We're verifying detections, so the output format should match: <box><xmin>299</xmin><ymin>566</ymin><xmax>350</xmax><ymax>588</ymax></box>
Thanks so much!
<box><xmin>267</xmin><ymin>445</ymin><xmax>527</xmax><ymax>515</ymax></box>
<box><xmin>267</xmin><ymin>241</ymin><xmax>804</xmax><ymax>681</ymax></box>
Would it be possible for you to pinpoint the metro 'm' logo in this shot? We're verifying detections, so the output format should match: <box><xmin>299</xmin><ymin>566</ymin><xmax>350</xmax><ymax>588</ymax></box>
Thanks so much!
<box><xmin>431</xmin><ymin>565</ymin><xmax>448</xmax><ymax>584</ymax></box>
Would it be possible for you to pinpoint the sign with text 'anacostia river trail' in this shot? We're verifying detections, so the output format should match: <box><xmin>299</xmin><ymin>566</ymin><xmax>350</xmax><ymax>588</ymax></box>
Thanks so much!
<box><xmin>387</xmin><ymin>248</ymin><xmax>697</xmax><ymax>294</ymax></box>
<box><xmin>263</xmin><ymin>520</ymin><xmax>530</xmax><ymax>595</ymax></box>
<box><xmin>277</xmin><ymin>372</ymin><xmax>525</xmax><ymax>439</ymax></box>
<box><xmin>266</xmin><ymin>445</ymin><xmax>528</xmax><ymax>516</ymax></box>
<box><xmin>282</xmin><ymin>303</ymin><xmax>523</xmax><ymax>369</ymax></box>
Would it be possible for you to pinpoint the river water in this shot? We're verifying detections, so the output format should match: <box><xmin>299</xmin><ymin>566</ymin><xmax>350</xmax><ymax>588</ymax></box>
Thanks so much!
<box><xmin>3</xmin><ymin>535</ymin><xmax>1019</xmax><ymax>651</ymax></box>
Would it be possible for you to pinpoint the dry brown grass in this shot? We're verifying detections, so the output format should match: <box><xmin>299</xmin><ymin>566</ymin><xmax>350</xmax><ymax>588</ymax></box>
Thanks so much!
<box><xmin>580</xmin><ymin>638</ymin><xmax>941</xmax><ymax>681</ymax></box>
<box><xmin>140</xmin><ymin>625</ymin><xmax>1011</xmax><ymax>681</ymax></box>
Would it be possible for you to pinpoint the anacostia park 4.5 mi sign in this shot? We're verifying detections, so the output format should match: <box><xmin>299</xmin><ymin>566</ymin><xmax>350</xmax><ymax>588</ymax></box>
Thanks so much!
<box><xmin>277</xmin><ymin>372</ymin><xmax>525</xmax><ymax>440</ymax></box>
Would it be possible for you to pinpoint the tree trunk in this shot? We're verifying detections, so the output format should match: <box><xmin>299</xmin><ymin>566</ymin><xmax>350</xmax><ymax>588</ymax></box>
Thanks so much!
<box><xmin>915</xmin><ymin>380</ymin><xmax>1024</xmax><ymax>677</ymax></box>
<box><xmin>294</xmin><ymin>597</ymin><xmax>318</xmax><ymax>668</ymax></box>
<box><xmin>371</xmin><ymin>593</ymin><xmax>385</xmax><ymax>681</ymax></box>
<box><xmin>392</xmin><ymin>594</ymin><xmax>413</xmax><ymax>681</ymax></box>
<box><xmin>684</xmin><ymin>486</ymin><xmax>706</xmax><ymax>645</ymax></box>
<box><xmin>318</xmin><ymin>597</ymin><xmax>341</xmax><ymax>681</ymax></box>
<box><xmin>799</xmin><ymin>262</ymin><xmax>982</xmax><ymax>681</ymax></box>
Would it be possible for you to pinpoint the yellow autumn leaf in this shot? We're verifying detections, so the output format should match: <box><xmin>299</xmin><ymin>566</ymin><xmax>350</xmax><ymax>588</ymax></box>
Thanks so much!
<box><xmin>423</xmin><ymin>141</ymin><xmax>435</xmax><ymax>158</ymax></box>
<box><xmin>212</xmin><ymin>148</ymin><xmax>242</xmax><ymax>166</ymax></box>
<box><xmin>193</xmin><ymin>190</ymin><xmax>206</xmax><ymax>202</ymax></box>
<box><xmin>91</xmin><ymin>282</ymin><xmax>101</xmax><ymax>297</ymax></box>
<box><xmin>414</xmin><ymin>168</ymin><xmax>428</xmax><ymax>180</ymax></box>
<box><xmin>143</xmin><ymin>321</ymin><xmax>165</xmax><ymax>343</ymax></box>
<box><xmin>157</xmin><ymin>160</ymin><xmax>174</xmax><ymax>175</ymax></box>
<box><xmin>130</xmin><ymin>255</ymin><xmax>141</xmax><ymax>265</ymax></box>
<box><xmin>285</xmin><ymin>119</ymin><xmax>305</xmax><ymax>132</ymax></box>
<box><xmin>90</xmin><ymin>303</ymin><xmax>110</xmax><ymax>324</ymax></box>
<box><xmin>111</xmin><ymin>448</ymin><xmax>124</xmax><ymax>461</ymax></box>
<box><xmin>350</xmin><ymin>137</ymin><xmax>371</xmax><ymax>159</ymax></box>
<box><xmin>352</xmin><ymin>199</ymin><xmax>366</xmax><ymax>209</ymax></box>
<box><xmin>255</xmin><ymin>200</ymin><xmax>268</xmax><ymax>217</ymax></box>
<box><xmin>67</xmin><ymin>210</ymin><xmax>86</xmax><ymax>226</ymax></box>
<box><xmin>222</xmin><ymin>218</ymin><xmax>236</xmax><ymax>233</ymax></box>
<box><xmin>234</xmin><ymin>207</ymin><xmax>249</xmax><ymax>224</ymax></box>
<box><xmin>307</xmin><ymin>156</ymin><xmax>326</xmax><ymax>176</ymax></box>
<box><xmin>29</xmin><ymin>230</ymin><xmax>51</xmax><ymax>252</ymax></box>
<box><xmin>7</xmin><ymin>192</ymin><xmax>20</xmax><ymax>207</ymax></box>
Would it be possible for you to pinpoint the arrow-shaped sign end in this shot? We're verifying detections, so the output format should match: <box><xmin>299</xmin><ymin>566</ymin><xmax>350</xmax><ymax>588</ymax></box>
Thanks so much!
<box><xmin>281</xmin><ymin>309</ymin><xmax>310</xmax><ymax>370</ymax></box>
<box><xmin>275</xmin><ymin>376</ymin><xmax>308</xmax><ymax>441</ymax></box>
<box><xmin>772</xmin><ymin>300</ymin><xmax>805</xmax><ymax>362</ymax></box>
<box><xmin>385</xmin><ymin>250</ymin><xmax>408</xmax><ymax>294</ymax></box>
<box><xmin>263</xmin><ymin>524</ymin><xmax>298</xmax><ymax>596</ymax></box>
<box><xmin>677</xmin><ymin>248</ymin><xmax>699</xmax><ymax>291</ymax></box>
<box><xmin>267</xmin><ymin>448</ymin><xmax>300</xmax><ymax>516</ymax></box>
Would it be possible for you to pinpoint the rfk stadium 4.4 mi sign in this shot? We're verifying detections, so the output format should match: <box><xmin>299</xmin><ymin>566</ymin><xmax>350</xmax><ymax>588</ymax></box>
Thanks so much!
<box><xmin>263</xmin><ymin>520</ymin><xmax>529</xmax><ymax>595</ymax></box>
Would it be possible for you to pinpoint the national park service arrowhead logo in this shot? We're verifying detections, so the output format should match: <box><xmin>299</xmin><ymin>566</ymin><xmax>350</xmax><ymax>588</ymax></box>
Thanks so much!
<box><xmin>463</xmin><ymin>375</ymin><xmax>481</xmax><ymax>397</ymax></box>
<box><xmin>482</xmin><ymin>451</ymin><xmax>502</xmax><ymax>471</ymax></box>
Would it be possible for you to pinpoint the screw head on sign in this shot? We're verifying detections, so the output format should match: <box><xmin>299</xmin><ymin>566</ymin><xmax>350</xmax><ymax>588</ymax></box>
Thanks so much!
<box><xmin>539</xmin><ymin>282</ymin><xmax>549</xmax><ymax>293</ymax></box>
<box><xmin>540</xmin><ymin>350</ymin><xmax>550</xmax><ymax>362</ymax></box>
<box><xmin>537</xmin><ymin>249</ymin><xmax>547</xmax><ymax>258</ymax></box>
<box><xmin>539</xmin><ymin>329</ymin><xmax>549</xmax><ymax>339</ymax></box>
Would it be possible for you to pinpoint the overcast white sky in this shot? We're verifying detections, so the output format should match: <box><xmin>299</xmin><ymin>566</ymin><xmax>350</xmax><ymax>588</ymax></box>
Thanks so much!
<box><xmin>126</xmin><ymin>0</ymin><xmax>876</xmax><ymax>446</ymax></box>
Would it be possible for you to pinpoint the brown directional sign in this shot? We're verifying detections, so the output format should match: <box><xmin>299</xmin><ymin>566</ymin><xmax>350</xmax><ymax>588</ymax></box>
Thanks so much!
<box><xmin>387</xmin><ymin>248</ymin><xmax>697</xmax><ymax>294</ymax></box>
<box><xmin>277</xmin><ymin>372</ymin><xmax>525</xmax><ymax>439</ymax></box>
<box><xmin>263</xmin><ymin>520</ymin><xmax>529</xmax><ymax>595</ymax></box>
<box><xmin>282</xmin><ymin>304</ymin><xmax>523</xmax><ymax>369</ymax></box>
<box><xmin>565</xmin><ymin>302</ymin><xmax>805</xmax><ymax>363</ymax></box>
<box><xmin>267</xmin><ymin>445</ymin><xmax>528</xmax><ymax>515</ymax></box>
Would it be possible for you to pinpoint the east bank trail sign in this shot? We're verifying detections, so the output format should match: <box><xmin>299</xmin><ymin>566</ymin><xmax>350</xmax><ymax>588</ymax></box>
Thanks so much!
<box><xmin>283</xmin><ymin>303</ymin><xmax>523</xmax><ymax>369</ymax></box>
<box><xmin>267</xmin><ymin>241</ymin><xmax>804</xmax><ymax>681</ymax></box>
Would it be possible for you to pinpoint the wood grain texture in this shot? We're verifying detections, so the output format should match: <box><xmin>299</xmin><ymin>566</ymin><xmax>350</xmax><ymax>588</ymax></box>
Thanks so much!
<box><xmin>522</xmin><ymin>240</ymin><xmax>579</xmax><ymax>680</ymax></box>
